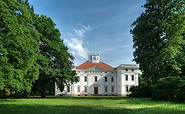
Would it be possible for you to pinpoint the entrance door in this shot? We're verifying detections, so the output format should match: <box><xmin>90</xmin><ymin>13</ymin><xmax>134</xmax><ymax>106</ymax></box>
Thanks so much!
<box><xmin>94</xmin><ymin>87</ymin><xmax>98</xmax><ymax>95</ymax></box>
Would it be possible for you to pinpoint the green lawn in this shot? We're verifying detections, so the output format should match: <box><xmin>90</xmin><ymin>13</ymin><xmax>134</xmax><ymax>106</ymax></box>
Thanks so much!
<box><xmin>0</xmin><ymin>97</ymin><xmax>185</xmax><ymax>114</ymax></box>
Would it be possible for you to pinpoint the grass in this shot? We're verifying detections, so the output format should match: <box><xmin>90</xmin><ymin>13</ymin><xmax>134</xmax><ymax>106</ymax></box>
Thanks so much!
<box><xmin>0</xmin><ymin>97</ymin><xmax>185</xmax><ymax>114</ymax></box>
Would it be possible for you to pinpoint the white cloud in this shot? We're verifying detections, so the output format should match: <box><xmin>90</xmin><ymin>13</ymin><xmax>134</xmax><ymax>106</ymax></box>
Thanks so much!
<box><xmin>65</xmin><ymin>38</ymin><xmax>88</xmax><ymax>59</ymax></box>
<box><xmin>73</xmin><ymin>28</ymin><xmax>85</xmax><ymax>39</ymax></box>
<box><xmin>64</xmin><ymin>25</ymin><xmax>90</xmax><ymax>61</ymax></box>
<box><xmin>72</xmin><ymin>25</ymin><xmax>91</xmax><ymax>39</ymax></box>
<box><xmin>81</xmin><ymin>24</ymin><xmax>91</xmax><ymax>31</ymax></box>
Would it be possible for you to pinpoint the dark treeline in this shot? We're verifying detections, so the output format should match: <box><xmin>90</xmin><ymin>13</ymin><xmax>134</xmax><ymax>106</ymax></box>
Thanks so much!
<box><xmin>130</xmin><ymin>0</ymin><xmax>185</xmax><ymax>102</ymax></box>
<box><xmin>0</xmin><ymin>0</ymin><xmax>77</xmax><ymax>98</ymax></box>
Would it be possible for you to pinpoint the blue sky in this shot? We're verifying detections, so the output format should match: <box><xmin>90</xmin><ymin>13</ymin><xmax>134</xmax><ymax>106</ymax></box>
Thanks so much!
<box><xmin>29</xmin><ymin>0</ymin><xmax>146</xmax><ymax>67</ymax></box>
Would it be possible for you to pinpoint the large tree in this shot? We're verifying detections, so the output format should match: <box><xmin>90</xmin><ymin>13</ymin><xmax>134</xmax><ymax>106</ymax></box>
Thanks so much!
<box><xmin>0</xmin><ymin>0</ymin><xmax>77</xmax><ymax>98</ymax></box>
<box><xmin>32</xmin><ymin>14</ymin><xmax>77</xmax><ymax>98</ymax></box>
<box><xmin>131</xmin><ymin>0</ymin><xmax>185</xmax><ymax>83</ymax></box>
<box><xmin>0</xmin><ymin>0</ymin><xmax>40</xmax><ymax>95</ymax></box>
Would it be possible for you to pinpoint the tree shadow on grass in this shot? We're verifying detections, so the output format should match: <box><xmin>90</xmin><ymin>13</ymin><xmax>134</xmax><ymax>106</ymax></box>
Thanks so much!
<box><xmin>0</xmin><ymin>102</ymin><xmax>184</xmax><ymax>114</ymax></box>
<box><xmin>40</xmin><ymin>96</ymin><xmax>136</xmax><ymax>100</ymax></box>
<box><xmin>118</xmin><ymin>97</ymin><xmax>185</xmax><ymax>106</ymax></box>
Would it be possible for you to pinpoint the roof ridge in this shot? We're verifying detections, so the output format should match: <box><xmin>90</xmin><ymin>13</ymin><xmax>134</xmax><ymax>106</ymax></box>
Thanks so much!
<box><xmin>76</xmin><ymin>61</ymin><xmax>115</xmax><ymax>70</ymax></box>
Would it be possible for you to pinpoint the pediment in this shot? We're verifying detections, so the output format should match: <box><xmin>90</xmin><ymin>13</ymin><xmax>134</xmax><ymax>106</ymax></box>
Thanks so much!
<box><xmin>87</xmin><ymin>66</ymin><xmax>104</xmax><ymax>70</ymax></box>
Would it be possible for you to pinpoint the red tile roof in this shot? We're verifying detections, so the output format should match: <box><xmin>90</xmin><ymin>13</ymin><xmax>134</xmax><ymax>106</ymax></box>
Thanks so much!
<box><xmin>76</xmin><ymin>61</ymin><xmax>115</xmax><ymax>70</ymax></box>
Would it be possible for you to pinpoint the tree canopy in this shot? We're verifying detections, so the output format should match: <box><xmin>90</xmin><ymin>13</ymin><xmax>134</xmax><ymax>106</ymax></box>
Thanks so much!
<box><xmin>131</xmin><ymin>0</ymin><xmax>185</xmax><ymax>83</ymax></box>
<box><xmin>0</xmin><ymin>0</ymin><xmax>77</xmax><ymax>97</ymax></box>
<box><xmin>0</xmin><ymin>0</ymin><xmax>40</xmax><ymax>94</ymax></box>
<box><xmin>32</xmin><ymin>14</ymin><xmax>76</xmax><ymax>98</ymax></box>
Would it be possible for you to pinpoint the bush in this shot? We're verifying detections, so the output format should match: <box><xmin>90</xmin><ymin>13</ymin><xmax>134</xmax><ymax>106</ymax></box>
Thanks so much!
<box><xmin>129</xmin><ymin>85</ymin><xmax>151</xmax><ymax>97</ymax></box>
<box><xmin>176</xmin><ymin>80</ymin><xmax>185</xmax><ymax>102</ymax></box>
<box><xmin>129</xmin><ymin>86</ymin><xmax>139</xmax><ymax>97</ymax></box>
<box><xmin>151</xmin><ymin>76</ymin><xmax>181</xmax><ymax>101</ymax></box>
<box><xmin>129</xmin><ymin>73</ymin><xmax>152</xmax><ymax>97</ymax></box>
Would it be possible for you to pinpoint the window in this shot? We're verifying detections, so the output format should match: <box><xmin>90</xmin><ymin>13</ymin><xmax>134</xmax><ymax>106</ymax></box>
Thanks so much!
<box><xmin>125</xmin><ymin>75</ymin><xmax>128</xmax><ymax>81</ymax></box>
<box><xmin>126</xmin><ymin>86</ymin><xmax>129</xmax><ymax>92</ymax></box>
<box><xmin>67</xmin><ymin>86</ymin><xmax>70</xmax><ymax>92</ymax></box>
<box><xmin>95</xmin><ymin>77</ymin><xmax>97</xmax><ymax>82</ymax></box>
<box><xmin>78</xmin><ymin>87</ymin><xmax>80</xmax><ymax>92</ymax></box>
<box><xmin>84</xmin><ymin>76</ymin><xmax>87</xmax><ymax>82</ymax></box>
<box><xmin>105</xmin><ymin>77</ymin><xmax>107</xmax><ymax>82</ymax></box>
<box><xmin>94</xmin><ymin>56</ymin><xmax>96</xmax><ymax>60</ymax></box>
<box><xmin>84</xmin><ymin>87</ymin><xmax>87</xmax><ymax>92</ymax></box>
<box><xmin>112</xmin><ymin>86</ymin><xmax>114</xmax><ymax>92</ymax></box>
<box><xmin>132</xmin><ymin>75</ymin><xmax>134</xmax><ymax>81</ymax></box>
<box><xmin>84</xmin><ymin>71</ymin><xmax>87</xmax><ymax>73</ymax></box>
<box><xmin>78</xmin><ymin>71</ymin><xmax>80</xmax><ymax>73</ymax></box>
<box><xmin>105</xmin><ymin>87</ymin><xmax>108</xmax><ymax>92</ymax></box>
<box><xmin>126</xmin><ymin>69</ymin><xmax>128</xmax><ymax>71</ymax></box>
<box><xmin>132</xmin><ymin>69</ymin><xmax>134</xmax><ymax>71</ymax></box>
<box><xmin>111</xmin><ymin>77</ymin><xmax>114</xmax><ymax>82</ymax></box>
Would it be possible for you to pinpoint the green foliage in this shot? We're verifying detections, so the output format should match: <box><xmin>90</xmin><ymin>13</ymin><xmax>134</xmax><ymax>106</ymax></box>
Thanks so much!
<box><xmin>0</xmin><ymin>0</ymin><xmax>40</xmax><ymax>93</ymax></box>
<box><xmin>0</xmin><ymin>0</ymin><xmax>76</xmax><ymax>98</ymax></box>
<box><xmin>129</xmin><ymin>74</ymin><xmax>152</xmax><ymax>97</ymax></box>
<box><xmin>129</xmin><ymin>85</ymin><xmax>151</xmax><ymax>97</ymax></box>
<box><xmin>176</xmin><ymin>79</ymin><xmax>185</xmax><ymax>102</ymax></box>
<box><xmin>31</xmin><ymin>79</ymin><xmax>55</xmax><ymax>96</ymax></box>
<box><xmin>131</xmin><ymin>0</ymin><xmax>185</xmax><ymax>83</ymax></box>
<box><xmin>32</xmin><ymin>14</ymin><xmax>77</xmax><ymax>98</ymax></box>
<box><xmin>151</xmin><ymin>76</ymin><xmax>181</xmax><ymax>101</ymax></box>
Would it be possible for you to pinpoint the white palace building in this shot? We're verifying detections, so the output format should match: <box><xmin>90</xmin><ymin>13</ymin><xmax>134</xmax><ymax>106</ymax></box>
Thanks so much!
<box><xmin>55</xmin><ymin>53</ymin><xmax>139</xmax><ymax>96</ymax></box>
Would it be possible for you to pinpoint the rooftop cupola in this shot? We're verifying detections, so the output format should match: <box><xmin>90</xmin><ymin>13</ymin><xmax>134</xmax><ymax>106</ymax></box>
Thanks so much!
<box><xmin>88</xmin><ymin>53</ymin><xmax>100</xmax><ymax>63</ymax></box>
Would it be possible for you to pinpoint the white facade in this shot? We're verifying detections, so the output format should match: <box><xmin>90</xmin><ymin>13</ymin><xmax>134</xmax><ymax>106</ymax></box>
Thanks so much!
<box><xmin>55</xmin><ymin>54</ymin><xmax>139</xmax><ymax>96</ymax></box>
